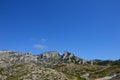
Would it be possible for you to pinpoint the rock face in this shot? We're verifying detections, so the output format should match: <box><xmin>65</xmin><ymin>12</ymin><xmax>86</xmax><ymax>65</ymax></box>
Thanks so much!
<box><xmin>38</xmin><ymin>51</ymin><xmax>62</xmax><ymax>66</ymax></box>
<box><xmin>39</xmin><ymin>51</ymin><xmax>61</xmax><ymax>58</ymax></box>
<box><xmin>0</xmin><ymin>50</ymin><xmax>38</xmax><ymax>64</ymax></box>
<box><xmin>62</xmin><ymin>51</ymin><xmax>83</xmax><ymax>64</ymax></box>
<box><xmin>37</xmin><ymin>51</ymin><xmax>87</xmax><ymax>65</ymax></box>
<box><xmin>0</xmin><ymin>50</ymin><xmax>89</xmax><ymax>66</ymax></box>
<box><xmin>62</xmin><ymin>51</ymin><xmax>75</xmax><ymax>60</ymax></box>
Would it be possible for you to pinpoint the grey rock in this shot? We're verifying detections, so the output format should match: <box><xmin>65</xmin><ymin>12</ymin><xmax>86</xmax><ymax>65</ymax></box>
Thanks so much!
<box><xmin>40</xmin><ymin>51</ymin><xmax>61</xmax><ymax>59</ymax></box>
<box><xmin>62</xmin><ymin>51</ymin><xmax>75</xmax><ymax>60</ymax></box>
<box><xmin>62</xmin><ymin>51</ymin><xmax>83</xmax><ymax>64</ymax></box>
<box><xmin>38</xmin><ymin>51</ymin><xmax>62</xmax><ymax>66</ymax></box>
<box><xmin>0</xmin><ymin>50</ymin><xmax>88</xmax><ymax>66</ymax></box>
<box><xmin>0</xmin><ymin>50</ymin><xmax>38</xmax><ymax>64</ymax></box>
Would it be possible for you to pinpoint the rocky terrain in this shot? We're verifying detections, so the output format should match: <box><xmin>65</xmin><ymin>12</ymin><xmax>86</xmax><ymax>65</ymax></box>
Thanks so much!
<box><xmin>0</xmin><ymin>50</ymin><xmax>120</xmax><ymax>80</ymax></box>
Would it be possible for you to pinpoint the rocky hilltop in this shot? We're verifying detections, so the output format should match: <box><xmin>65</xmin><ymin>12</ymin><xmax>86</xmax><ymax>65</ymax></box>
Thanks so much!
<box><xmin>0</xmin><ymin>50</ymin><xmax>90</xmax><ymax>66</ymax></box>
<box><xmin>0</xmin><ymin>50</ymin><xmax>120</xmax><ymax>80</ymax></box>
<box><xmin>0</xmin><ymin>50</ymin><xmax>38</xmax><ymax>63</ymax></box>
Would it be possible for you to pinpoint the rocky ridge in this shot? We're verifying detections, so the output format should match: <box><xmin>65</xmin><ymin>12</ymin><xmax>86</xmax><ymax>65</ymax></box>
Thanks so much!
<box><xmin>0</xmin><ymin>50</ymin><xmax>120</xmax><ymax>80</ymax></box>
<box><xmin>0</xmin><ymin>50</ymin><xmax>90</xmax><ymax>66</ymax></box>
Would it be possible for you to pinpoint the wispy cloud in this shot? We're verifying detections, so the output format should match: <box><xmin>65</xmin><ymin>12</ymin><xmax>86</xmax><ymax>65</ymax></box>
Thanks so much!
<box><xmin>32</xmin><ymin>38</ymin><xmax>48</xmax><ymax>49</ymax></box>
<box><xmin>40</xmin><ymin>38</ymin><xmax>47</xmax><ymax>43</ymax></box>
<box><xmin>34</xmin><ymin>44</ymin><xmax>47</xmax><ymax>49</ymax></box>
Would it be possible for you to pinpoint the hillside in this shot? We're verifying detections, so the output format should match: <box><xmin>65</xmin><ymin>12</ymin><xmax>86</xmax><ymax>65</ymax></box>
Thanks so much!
<box><xmin>0</xmin><ymin>50</ymin><xmax>120</xmax><ymax>80</ymax></box>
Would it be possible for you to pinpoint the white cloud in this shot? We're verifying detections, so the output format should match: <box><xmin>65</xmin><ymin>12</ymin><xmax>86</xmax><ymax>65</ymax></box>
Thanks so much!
<box><xmin>34</xmin><ymin>44</ymin><xmax>47</xmax><ymax>49</ymax></box>
<box><xmin>33</xmin><ymin>38</ymin><xmax>48</xmax><ymax>49</ymax></box>
<box><xmin>41</xmin><ymin>38</ymin><xmax>47</xmax><ymax>43</ymax></box>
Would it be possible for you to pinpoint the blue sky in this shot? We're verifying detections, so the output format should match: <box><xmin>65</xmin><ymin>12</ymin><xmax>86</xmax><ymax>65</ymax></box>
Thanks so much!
<box><xmin>0</xmin><ymin>0</ymin><xmax>120</xmax><ymax>60</ymax></box>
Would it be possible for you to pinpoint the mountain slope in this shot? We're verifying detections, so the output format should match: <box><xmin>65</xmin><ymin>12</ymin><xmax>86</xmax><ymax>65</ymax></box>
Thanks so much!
<box><xmin>0</xmin><ymin>50</ymin><xmax>120</xmax><ymax>80</ymax></box>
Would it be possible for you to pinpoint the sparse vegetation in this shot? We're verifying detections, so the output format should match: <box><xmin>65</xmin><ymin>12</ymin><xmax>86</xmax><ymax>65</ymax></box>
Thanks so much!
<box><xmin>0</xmin><ymin>50</ymin><xmax>120</xmax><ymax>80</ymax></box>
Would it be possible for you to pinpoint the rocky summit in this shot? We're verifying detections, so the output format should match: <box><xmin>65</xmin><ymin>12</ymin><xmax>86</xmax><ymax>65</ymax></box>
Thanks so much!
<box><xmin>0</xmin><ymin>50</ymin><xmax>89</xmax><ymax>66</ymax></box>
<box><xmin>0</xmin><ymin>50</ymin><xmax>120</xmax><ymax>80</ymax></box>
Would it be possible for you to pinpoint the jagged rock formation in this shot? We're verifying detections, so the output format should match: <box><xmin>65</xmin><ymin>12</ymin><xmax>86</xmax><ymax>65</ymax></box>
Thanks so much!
<box><xmin>0</xmin><ymin>50</ymin><xmax>38</xmax><ymax>64</ymax></box>
<box><xmin>37</xmin><ymin>51</ymin><xmax>90</xmax><ymax>65</ymax></box>
<box><xmin>0</xmin><ymin>50</ymin><xmax>91</xmax><ymax>66</ymax></box>
<box><xmin>62</xmin><ymin>51</ymin><xmax>83</xmax><ymax>64</ymax></box>
<box><xmin>0</xmin><ymin>50</ymin><xmax>120</xmax><ymax>80</ymax></box>
<box><xmin>38</xmin><ymin>51</ymin><xmax>62</xmax><ymax>66</ymax></box>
